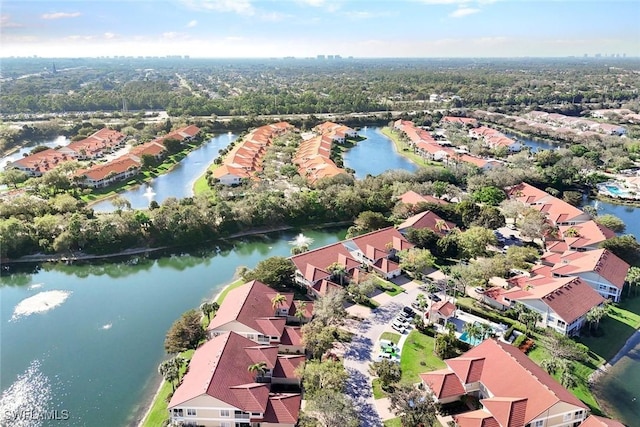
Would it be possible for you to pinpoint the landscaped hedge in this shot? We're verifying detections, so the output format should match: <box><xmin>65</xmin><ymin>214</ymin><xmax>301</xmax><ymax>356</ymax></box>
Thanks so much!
<box><xmin>456</xmin><ymin>298</ymin><xmax>526</xmax><ymax>333</ymax></box>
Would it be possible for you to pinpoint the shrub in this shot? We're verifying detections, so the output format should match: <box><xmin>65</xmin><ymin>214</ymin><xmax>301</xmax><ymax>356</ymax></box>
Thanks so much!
<box><xmin>503</xmin><ymin>326</ymin><xmax>515</xmax><ymax>341</ymax></box>
<box><xmin>512</xmin><ymin>334</ymin><xmax>528</xmax><ymax>348</ymax></box>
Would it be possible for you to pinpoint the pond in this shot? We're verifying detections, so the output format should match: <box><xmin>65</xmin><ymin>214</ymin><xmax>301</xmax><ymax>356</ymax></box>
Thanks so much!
<box><xmin>91</xmin><ymin>132</ymin><xmax>237</xmax><ymax>212</ymax></box>
<box><xmin>0</xmin><ymin>228</ymin><xmax>346</xmax><ymax>427</ymax></box>
<box><xmin>343</xmin><ymin>126</ymin><xmax>418</xmax><ymax>179</ymax></box>
<box><xmin>503</xmin><ymin>132</ymin><xmax>560</xmax><ymax>153</ymax></box>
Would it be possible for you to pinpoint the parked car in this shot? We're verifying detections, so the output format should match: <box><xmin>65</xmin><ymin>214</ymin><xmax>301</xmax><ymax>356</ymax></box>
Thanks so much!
<box><xmin>428</xmin><ymin>293</ymin><xmax>442</xmax><ymax>302</ymax></box>
<box><xmin>402</xmin><ymin>306</ymin><xmax>415</xmax><ymax>316</ymax></box>
<box><xmin>375</xmin><ymin>352</ymin><xmax>400</xmax><ymax>363</ymax></box>
<box><xmin>474</xmin><ymin>287</ymin><xmax>486</xmax><ymax>294</ymax></box>
<box><xmin>391</xmin><ymin>321</ymin><xmax>408</xmax><ymax>334</ymax></box>
<box><xmin>396</xmin><ymin>315</ymin><xmax>411</xmax><ymax>325</ymax></box>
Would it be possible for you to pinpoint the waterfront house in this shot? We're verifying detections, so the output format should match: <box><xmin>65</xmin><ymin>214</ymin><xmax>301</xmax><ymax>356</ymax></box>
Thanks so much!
<box><xmin>5</xmin><ymin>148</ymin><xmax>75</xmax><ymax>177</ymax></box>
<box><xmin>579</xmin><ymin>415</ymin><xmax>625</xmax><ymax>427</ymax></box>
<box><xmin>441</xmin><ymin>116</ymin><xmax>478</xmax><ymax>127</ymax></box>
<box><xmin>541</xmin><ymin>249</ymin><xmax>628</xmax><ymax>303</ymax></box>
<box><xmin>507</xmin><ymin>183</ymin><xmax>591</xmax><ymax>226</ymax></box>
<box><xmin>57</xmin><ymin>128</ymin><xmax>126</xmax><ymax>160</ymax></box>
<box><xmin>206</xmin><ymin>280</ymin><xmax>309</xmax><ymax>353</ymax></box>
<box><xmin>168</xmin><ymin>331</ymin><xmax>302</xmax><ymax>427</ymax></box>
<box><xmin>397</xmin><ymin>210</ymin><xmax>456</xmax><ymax>236</ymax></box>
<box><xmin>398</xmin><ymin>190</ymin><xmax>449</xmax><ymax>206</ymax></box>
<box><xmin>547</xmin><ymin>221</ymin><xmax>616</xmax><ymax>253</ymax></box>
<box><xmin>420</xmin><ymin>339</ymin><xmax>589</xmax><ymax>426</ymax></box>
<box><xmin>129</xmin><ymin>140</ymin><xmax>167</xmax><ymax>161</ymax></box>
<box><xmin>74</xmin><ymin>155</ymin><xmax>141</xmax><ymax>188</ymax></box>
<box><xmin>164</xmin><ymin>124</ymin><xmax>201</xmax><ymax>142</ymax></box>
<box><xmin>314</xmin><ymin>121</ymin><xmax>358</xmax><ymax>143</ymax></box>
<box><xmin>293</xmin><ymin>134</ymin><xmax>346</xmax><ymax>184</ymax></box>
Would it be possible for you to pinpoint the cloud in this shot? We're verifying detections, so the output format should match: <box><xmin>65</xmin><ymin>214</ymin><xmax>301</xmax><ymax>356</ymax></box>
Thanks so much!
<box><xmin>41</xmin><ymin>12</ymin><xmax>81</xmax><ymax>20</ymax></box>
<box><xmin>297</xmin><ymin>0</ymin><xmax>342</xmax><ymax>12</ymax></box>
<box><xmin>1</xmin><ymin>14</ymin><xmax>24</xmax><ymax>28</ymax></box>
<box><xmin>104</xmin><ymin>32</ymin><xmax>117</xmax><ymax>39</ymax></box>
<box><xmin>181</xmin><ymin>0</ymin><xmax>255</xmax><ymax>15</ymax></box>
<box><xmin>187</xmin><ymin>20</ymin><xmax>198</xmax><ymax>28</ymax></box>
<box><xmin>418</xmin><ymin>0</ymin><xmax>472</xmax><ymax>4</ymax></box>
<box><xmin>450</xmin><ymin>7</ymin><xmax>480</xmax><ymax>17</ymax></box>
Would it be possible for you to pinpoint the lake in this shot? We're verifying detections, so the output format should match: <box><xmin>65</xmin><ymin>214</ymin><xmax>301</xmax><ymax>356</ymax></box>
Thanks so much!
<box><xmin>0</xmin><ymin>136</ymin><xmax>70</xmax><ymax>169</ymax></box>
<box><xmin>91</xmin><ymin>132</ymin><xmax>237</xmax><ymax>212</ymax></box>
<box><xmin>504</xmin><ymin>132</ymin><xmax>561</xmax><ymax>153</ymax></box>
<box><xmin>585</xmin><ymin>199</ymin><xmax>640</xmax><ymax>424</ymax></box>
<box><xmin>0</xmin><ymin>229</ymin><xmax>346</xmax><ymax>427</ymax></box>
<box><xmin>343</xmin><ymin>126</ymin><xmax>418</xmax><ymax>178</ymax></box>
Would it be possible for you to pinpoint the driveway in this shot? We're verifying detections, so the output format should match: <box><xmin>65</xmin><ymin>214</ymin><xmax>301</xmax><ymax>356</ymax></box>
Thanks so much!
<box><xmin>340</xmin><ymin>280</ymin><xmax>425</xmax><ymax>426</ymax></box>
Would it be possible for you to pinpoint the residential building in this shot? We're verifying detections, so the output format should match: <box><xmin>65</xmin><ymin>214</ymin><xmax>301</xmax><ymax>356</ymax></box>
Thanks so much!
<box><xmin>547</xmin><ymin>221</ymin><xmax>616</xmax><ymax>253</ymax></box>
<box><xmin>397</xmin><ymin>210</ymin><xmax>456</xmax><ymax>236</ymax></box>
<box><xmin>168</xmin><ymin>331</ymin><xmax>302</xmax><ymax>427</ymax></box>
<box><xmin>507</xmin><ymin>183</ymin><xmax>591</xmax><ymax>226</ymax></box>
<box><xmin>441</xmin><ymin>116</ymin><xmax>478</xmax><ymax>127</ymax></box>
<box><xmin>542</xmin><ymin>249</ymin><xmax>629</xmax><ymax>303</ymax></box>
<box><xmin>469</xmin><ymin>126</ymin><xmax>521</xmax><ymax>152</ymax></box>
<box><xmin>420</xmin><ymin>339</ymin><xmax>589</xmax><ymax>427</ymax></box>
<box><xmin>314</xmin><ymin>121</ymin><xmax>358</xmax><ymax>143</ymax></box>
<box><xmin>58</xmin><ymin>128</ymin><xmax>126</xmax><ymax>160</ymax></box>
<box><xmin>5</xmin><ymin>148</ymin><xmax>75</xmax><ymax>177</ymax></box>
<box><xmin>579</xmin><ymin>415</ymin><xmax>625</xmax><ymax>427</ymax></box>
<box><xmin>294</xmin><ymin>134</ymin><xmax>346</xmax><ymax>184</ymax></box>
<box><xmin>398</xmin><ymin>190</ymin><xmax>449</xmax><ymax>206</ymax></box>
<box><xmin>74</xmin><ymin>155</ymin><xmax>141</xmax><ymax>188</ymax></box>
<box><xmin>206</xmin><ymin>280</ymin><xmax>309</xmax><ymax>353</ymax></box>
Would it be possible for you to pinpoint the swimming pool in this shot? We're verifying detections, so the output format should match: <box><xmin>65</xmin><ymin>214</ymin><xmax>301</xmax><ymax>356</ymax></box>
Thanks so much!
<box><xmin>606</xmin><ymin>185</ymin><xmax>626</xmax><ymax>196</ymax></box>
<box><xmin>459</xmin><ymin>331</ymin><xmax>483</xmax><ymax>346</ymax></box>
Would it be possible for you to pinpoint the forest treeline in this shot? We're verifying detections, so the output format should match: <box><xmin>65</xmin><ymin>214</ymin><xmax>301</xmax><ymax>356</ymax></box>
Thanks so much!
<box><xmin>2</xmin><ymin>57</ymin><xmax>639</xmax><ymax>116</ymax></box>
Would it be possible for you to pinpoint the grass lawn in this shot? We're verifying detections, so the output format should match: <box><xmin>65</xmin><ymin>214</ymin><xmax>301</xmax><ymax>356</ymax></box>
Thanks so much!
<box><xmin>141</xmin><ymin>349</ymin><xmax>195</xmax><ymax>427</ymax></box>
<box><xmin>381</xmin><ymin>127</ymin><xmax>447</xmax><ymax>170</ymax></box>
<box><xmin>380</xmin><ymin>332</ymin><xmax>401</xmax><ymax>345</ymax></box>
<box><xmin>400</xmin><ymin>330</ymin><xmax>446</xmax><ymax>384</ymax></box>
<box><xmin>372</xmin><ymin>378</ymin><xmax>387</xmax><ymax>399</ymax></box>
<box><xmin>374</xmin><ymin>277</ymin><xmax>405</xmax><ymax>297</ymax></box>
<box><xmin>383</xmin><ymin>417</ymin><xmax>402</xmax><ymax>427</ymax></box>
<box><xmin>215</xmin><ymin>278</ymin><xmax>245</xmax><ymax>304</ymax></box>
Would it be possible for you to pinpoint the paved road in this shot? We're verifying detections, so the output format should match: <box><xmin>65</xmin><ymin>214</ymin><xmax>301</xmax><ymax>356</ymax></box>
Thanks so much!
<box><xmin>341</xmin><ymin>281</ymin><xmax>424</xmax><ymax>427</ymax></box>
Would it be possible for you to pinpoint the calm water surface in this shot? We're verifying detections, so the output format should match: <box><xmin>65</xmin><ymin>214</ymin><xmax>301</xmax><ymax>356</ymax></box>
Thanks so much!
<box><xmin>504</xmin><ymin>132</ymin><xmax>560</xmax><ymax>152</ymax></box>
<box><xmin>91</xmin><ymin>133</ymin><xmax>237</xmax><ymax>212</ymax></box>
<box><xmin>343</xmin><ymin>126</ymin><xmax>418</xmax><ymax>178</ymax></box>
<box><xmin>585</xmin><ymin>199</ymin><xmax>640</xmax><ymax>424</ymax></box>
<box><xmin>0</xmin><ymin>229</ymin><xmax>345</xmax><ymax>427</ymax></box>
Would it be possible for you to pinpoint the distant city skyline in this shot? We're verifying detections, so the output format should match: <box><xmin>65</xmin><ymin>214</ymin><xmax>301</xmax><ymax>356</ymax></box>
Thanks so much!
<box><xmin>1</xmin><ymin>0</ymin><xmax>638</xmax><ymax>58</ymax></box>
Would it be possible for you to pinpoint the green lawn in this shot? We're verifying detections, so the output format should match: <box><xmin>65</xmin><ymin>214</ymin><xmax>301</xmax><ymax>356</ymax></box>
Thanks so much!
<box><xmin>372</xmin><ymin>378</ymin><xmax>387</xmax><ymax>399</ymax></box>
<box><xmin>400</xmin><ymin>330</ymin><xmax>446</xmax><ymax>384</ymax></box>
<box><xmin>141</xmin><ymin>279</ymin><xmax>246</xmax><ymax>426</ymax></box>
<box><xmin>380</xmin><ymin>332</ymin><xmax>402</xmax><ymax>345</ymax></box>
<box><xmin>383</xmin><ymin>417</ymin><xmax>402</xmax><ymax>427</ymax></box>
<box><xmin>374</xmin><ymin>277</ymin><xmax>405</xmax><ymax>297</ymax></box>
<box><xmin>381</xmin><ymin>127</ymin><xmax>447</xmax><ymax>170</ymax></box>
<box><xmin>140</xmin><ymin>349</ymin><xmax>195</xmax><ymax>427</ymax></box>
<box><xmin>215</xmin><ymin>278</ymin><xmax>245</xmax><ymax>304</ymax></box>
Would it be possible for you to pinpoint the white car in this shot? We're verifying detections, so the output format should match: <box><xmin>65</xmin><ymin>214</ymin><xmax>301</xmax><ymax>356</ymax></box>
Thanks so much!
<box><xmin>391</xmin><ymin>321</ymin><xmax>408</xmax><ymax>334</ymax></box>
<box><xmin>374</xmin><ymin>353</ymin><xmax>400</xmax><ymax>363</ymax></box>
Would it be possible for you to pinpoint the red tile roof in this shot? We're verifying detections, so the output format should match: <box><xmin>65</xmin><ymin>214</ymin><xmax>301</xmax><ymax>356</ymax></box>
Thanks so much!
<box><xmin>549</xmin><ymin>249</ymin><xmax>629</xmax><ymax>290</ymax></box>
<box><xmin>10</xmin><ymin>148</ymin><xmax>76</xmax><ymax>174</ymax></box>
<box><xmin>447</xmin><ymin>356</ymin><xmax>485</xmax><ymax>383</ymax></box>
<box><xmin>272</xmin><ymin>355</ymin><xmax>305</xmax><ymax>380</ymax></box>
<box><xmin>558</xmin><ymin>221</ymin><xmax>616</xmax><ymax>249</ymax></box>
<box><xmin>481</xmin><ymin>397</ymin><xmax>527</xmax><ymax>427</ymax></box>
<box><xmin>350</xmin><ymin>227</ymin><xmax>414</xmax><ymax>255</ymax></box>
<box><xmin>290</xmin><ymin>242</ymin><xmax>355</xmax><ymax>283</ymax></box>
<box><xmin>169</xmin><ymin>332</ymin><xmax>275</xmax><ymax>411</ymax></box>
<box><xmin>419</xmin><ymin>369</ymin><xmax>465</xmax><ymax>399</ymax></box>
<box><xmin>442</xmin><ymin>116</ymin><xmax>478</xmax><ymax>126</ymax></box>
<box><xmin>280</xmin><ymin>326</ymin><xmax>303</xmax><ymax>346</ymax></box>
<box><xmin>397</xmin><ymin>210</ymin><xmax>455</xmax><ymax>235</ymax></box>
<box><xmin>310</xmin><ymin>279</ymin><xmax>342</xmax><ymax>297</ymax></box>
<box><xmin>518</xmin><ymin>277</ymin><xmax>605</xmax><ymax>323</ymax></box>
<box><xmin>261</xmin><ymin>393</ymin><xmax>302</xmax><ymax>424</ymax></box>
<box><xmin>445</xmin><ymin>339</ymin><xmax>587</xmax><ymax>424</ymax></box>
<box><xmin>76</xmin><ymin>155</ymin><xmax>140</xmax><ymax>181</ymax></box>
<box><xmin>579</xmin><ymin>415</ymin><xmax>625</xmax><ymax>427</ymax></box>
<box><xmin>431</xmin><ymin>300</ymin><xmax>456</xmax><ymax>317</ymax></box>
<box><xmin>398</xmin><ymin>190</ymin><xmax>448</xmax><ymax>205</ymax></box>
<box><xmin>130</xmin><ymin>141</ymin><xmax>166</xmax><ymax>157</ymax></box>
<box><xmin>207</xmin><ymin>280</ymin><xmax>293</xmax><ymax>336</ymax></box>
<box><xmin>454</xmin><ymin>410</ymin><xmax>499</xmax><ymax>427</ymax></box>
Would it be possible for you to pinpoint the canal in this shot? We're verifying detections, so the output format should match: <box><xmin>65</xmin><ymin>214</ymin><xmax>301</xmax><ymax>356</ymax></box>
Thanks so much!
<box><xmin>91</xmin><ymin>132</ymin><xmax>237</xmax><ymax>212</ymax></box>
<box><xmin>0</xmin><ymin>229</ymin><xmax>346</xmax><ymax>427</ymax></box>
<box><xmin>343</xmin><ymin>126</ymin><xmax>418</xmax><ymax>178</ymax></box>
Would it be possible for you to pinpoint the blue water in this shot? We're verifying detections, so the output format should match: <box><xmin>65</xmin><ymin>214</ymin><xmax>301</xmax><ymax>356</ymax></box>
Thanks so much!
<box><xmin>459</xmin><ymin>331</ymin><xmax>483</xmax><ymax>346</ymax></box>
<box><xmin>504</xmin><ymin>133</ymin><xmax>560</xmax><ymax>153</ymax></box>
<box><xmin>91</xmin><ymin>133</ymin><xmax>237</xmax><ymax>212</ymax></box>
<box><xmin>343</xmin><ymin>126</ymin><xmax>418</xmax><ymax>179</ymax></box>
<box><xmin>585</xmin><ymin>199</ymin><xmax>640</xmax><ymax>424</ymax></box>
<box><xmin>605</xmin><ymin>185</ymin><xmax>626</xmax><ymax>196</ymax></box>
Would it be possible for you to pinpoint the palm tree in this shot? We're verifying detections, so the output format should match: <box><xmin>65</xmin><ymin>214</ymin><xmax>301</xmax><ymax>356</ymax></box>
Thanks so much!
<box><xmin>248</xmin><ymin>361</ymin><xmax>269</xmax><ymax>381</ymax></box>
<box><xmin>463</xmin><ymin>322</ymin><xmax>483</xmax><ymax>346</ymax></box>
<box><xmin>200</xmin><ymin>301</ymin><xmax>219</xmax><ymax>321</ymax></box>
<box><xmin>295</xmin><ymin>301</ymin><xmax>308</xmax><ymax>323</ymax></box>
<box><xmin>479</xmin><ymin>323</ymin><xmax>493</xmax><ymax>339</ymax></box>
<box><xmin>158</xmin><ymin>360</ymin><xmax>179</xmax><ymax>391</ymax></box>
<box><xmin>326</xmin><ymin>262</ymin><xmax>347</xmax><ymax>285</ymax></box>
<box><xmin>271</xmin><ymin>293</ymin><xmax>287</xmax><ymax>312</ymax></box>
<box><xmin>564</xmin><ymin>227</ymin><xmax>580</xmax><ymax>237</ymax></box>
<box><xmin>540</xmin><ymin>357</ymin><xmax>560</xmax><ymax>375</ymax></box>
<box><xmin>435</xmin><ymin>219</ymin><xmax>447</xmax><ymax>234</ymax></box>
<box><xmin>586</xmin><ymin>305</ymin><xmax>607</xmax><ymax>333</ymax></box>
<box><xmin>626</xmin><ymin>266</ymin><xmax>640</xmax><ymax>297</ymax></box>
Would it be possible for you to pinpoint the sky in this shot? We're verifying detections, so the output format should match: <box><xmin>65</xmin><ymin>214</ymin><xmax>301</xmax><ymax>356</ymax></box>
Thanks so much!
<box><xmin>1</xmin><ymin>0</ymin><xmax>639</xmax><ymax>58</ymax></box>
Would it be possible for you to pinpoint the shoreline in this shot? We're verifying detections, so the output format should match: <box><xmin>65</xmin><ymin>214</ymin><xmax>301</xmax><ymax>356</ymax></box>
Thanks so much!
<box><xmin>590</xmin><ymin>328</ymin><xmax>640</xmax><ymax>384</ymax></box>
<box><xmin>134</xmin><ymin>277</ymin><xmax>239</xmax><ymax>427</ymax></box>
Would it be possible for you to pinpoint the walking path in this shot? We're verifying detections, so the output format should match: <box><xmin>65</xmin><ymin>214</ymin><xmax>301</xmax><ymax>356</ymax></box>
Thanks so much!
<box><xmin>340</xmin><ymin>279</ymin><xmax>423</xmax><ymax>426</ymax></box>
